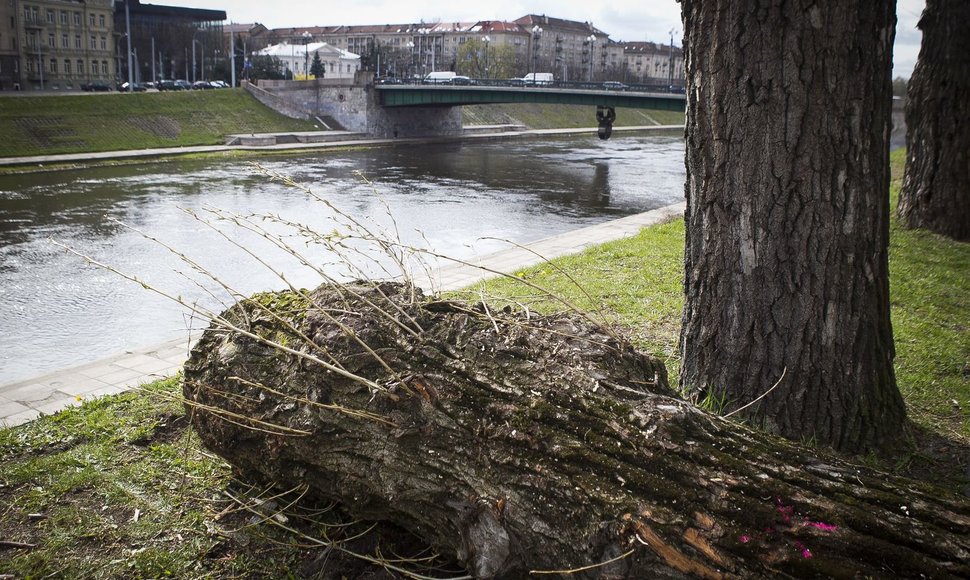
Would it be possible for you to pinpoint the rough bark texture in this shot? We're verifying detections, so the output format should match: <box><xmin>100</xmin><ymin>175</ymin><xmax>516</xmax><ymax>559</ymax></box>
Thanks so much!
<box><xmin>898</xmin><ymin>0</ymin><xmax>970</xmax><ymax>241</ymax></box>
<box><xmin>184</xmin><ymin>283</ymin><xmax>969</xmax><ymax>579</ymax></box>
<box><xmin>679</xmin><ymin>0</ymin><xmax>905</xmax><ymax>452</ymax></box>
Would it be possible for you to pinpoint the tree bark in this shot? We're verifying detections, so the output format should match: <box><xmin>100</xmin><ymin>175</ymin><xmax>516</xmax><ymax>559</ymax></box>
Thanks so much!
<box><xmin>898</xmin><ymin>0</ymin><xmax>970</xmax><ymax>241</ymax></box>
<box><xmin>184</xmin><ymin>283</ymin><xmax>969</xmax><ymax>579</ymax></box>
<box><xmin>678</xmin><ymin>0</ymin><xmax>905</xmax><ymax>452</ymax></box>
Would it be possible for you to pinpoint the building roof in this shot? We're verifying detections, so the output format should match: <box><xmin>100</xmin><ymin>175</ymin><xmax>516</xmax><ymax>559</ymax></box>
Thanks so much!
<box><xmin>468</xmin><ymin>21</ymin><xmax>528</xmax><ymax>35</ymax></box>
<box><xmin>513</xmin><ymin>14</ymin><xmax>607</xmax><ymax>37</ymax></box>
<box><xmin>622</xmin><ymin>41</ymin><xmax>683</xmax><ymax>56</ymax></box>
<box><xmin>257</xmin><ymin>42</ymin><xmax>359</xmax><ymax>60</ymax></box>
<box><xmin>117</xmin><ymin>0</ymin><xmax>226</xmax><ymax>22</ymax></box>
<box><xmin>225</xmin><ymin>22</ymin><xmax>266</xmax><ymax>35</ymax></box>
<box><xmin>264</xmin><ymin>20</ymin><xmax>531</xmax><ymax>39</ymax></box>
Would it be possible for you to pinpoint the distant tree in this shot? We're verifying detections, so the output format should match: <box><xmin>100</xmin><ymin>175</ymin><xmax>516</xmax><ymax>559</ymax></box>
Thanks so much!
<box><xmin>456</xmin><ymin>39</ymin><xmax>515</xmax><ymax>79</ymax></box>
<box><xmin>898</xmin><ymin>0</ymin><xmax>970</xmax><ymax>241</ymax></box>
<box><xmin>891</xmin><ymin>76</ymin><xmax>908</xmax><ymax>97</ymax></box>
<box><xmin>310</xmin><ymin>51</ymin><xmax>325</xmax><ymax>78</ymax></box>
<box><xmin>679</xmin><ymin>0</ymin><xmax>905</xmax><ymax>452</ymax></box>
<box><xmin>250</xmin><ymin>55</ymin><xmax>285</xmax><ymax>81</ymax></box>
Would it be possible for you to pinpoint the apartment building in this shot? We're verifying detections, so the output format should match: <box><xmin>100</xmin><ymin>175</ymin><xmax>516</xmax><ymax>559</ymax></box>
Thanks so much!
<box><xmin>254</xmin><ymin>13</ymin><xmax>645</xmax><ymax>81</ymax></box>
<box><xmin>622</xmin><ymin>41</ymin><xmax>684</xmax><ymax>86</ymax></box>
<box><xmin>0</xmin><ymin>0</ymin><xmax>116</xmax><ymax>90</ymax></box>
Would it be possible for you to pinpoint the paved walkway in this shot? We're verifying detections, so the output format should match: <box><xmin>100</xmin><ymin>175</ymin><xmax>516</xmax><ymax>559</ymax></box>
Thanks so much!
<box><xmin>0</xmin><ymin>125</ymin><xmax>681</xmax><ymax>168</ymax></box>
<box><xmin>0</xmin><ymin>202</ymin><xmax>685</xmax><ymax>428</ymax></box>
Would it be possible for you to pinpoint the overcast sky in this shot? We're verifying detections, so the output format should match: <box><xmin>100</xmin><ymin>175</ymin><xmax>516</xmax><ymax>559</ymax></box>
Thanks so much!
<box><xmin>163</xmin><ymin>0</ymin><xmax>926</xmax><ymax>78</ymax></box>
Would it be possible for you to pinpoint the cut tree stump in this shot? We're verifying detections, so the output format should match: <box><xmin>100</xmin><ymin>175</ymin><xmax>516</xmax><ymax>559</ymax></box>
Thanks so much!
<box><xmin>183</xmin><ymin>282</ymin><xmax>970</xmax><ymax>578</ymax></box>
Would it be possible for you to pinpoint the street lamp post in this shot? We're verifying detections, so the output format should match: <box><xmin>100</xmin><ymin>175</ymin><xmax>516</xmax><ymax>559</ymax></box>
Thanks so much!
<box><xmin>302</xmin><ymin>31</ymin><xmax>311</xmax><ymax>79</ymax></box>
<box><xmin>405</xmin><ymin>41</ymin><xmax>414</xmax><ymax>78</ymax></box>
<box><xmin>482</xmin><ymin>35</ymin><xmax>490</xmax><ymax>79</ymax></box>
<box><xmin>668</xmin><ymin>28</ymin><xmax>676</xmax><ymax>89</ymax></box>
<box><xmin>192</xmin><ymin>38</ymin><xmax>201</xmax><ymax>82</ymax></box>
<box><xmin>586</xmin><ymin>35</ymin><xmax>596</xmax><ymax>82</ymax></box>
<box><xmin>530</xmin><ymin>25</ymin><xmax>542</xmax><ymax>84</ymax></box>
<box><xmin>125</xmin><ymin>0</ymin><xmax>133</xmax><ymax>91</ymax></box>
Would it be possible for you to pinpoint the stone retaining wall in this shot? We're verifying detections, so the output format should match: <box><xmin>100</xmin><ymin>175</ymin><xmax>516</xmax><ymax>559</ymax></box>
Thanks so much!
<box><xmin>245</xmin><ymin>74</ymin><xmax>461</xmax><ymax>138</ymax></box>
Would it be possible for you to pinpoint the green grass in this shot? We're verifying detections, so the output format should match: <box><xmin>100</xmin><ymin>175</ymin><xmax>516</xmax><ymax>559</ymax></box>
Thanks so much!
<box><xmin>887</xmin><ymin>149</ymin><xmax>970</xmax><ymax>441</ymax></box>
<box><xmin>0</xmin><ymin>378</ymin><xmax>313</xmax><ymax>578</ymax></box>
<box><xmin>0</xmin><ymin>89</ymin><xmax>317</xmax><ymax>157</ymax></box>
<box><xmin>462</xmin><ymin>102</ymin><xmax>685</xmax><ymax>129</ymax></box>
<box><xmin>479</xmin><ymin>149</ymin><xmax>969</xmax><ymax>442</ymax></box>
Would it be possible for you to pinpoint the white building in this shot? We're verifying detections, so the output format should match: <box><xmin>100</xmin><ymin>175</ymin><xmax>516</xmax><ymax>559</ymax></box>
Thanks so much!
<box><xmin>257</xmin><ymin>42</ymin><xmax>360</xmax><ymax>79</ymax></box>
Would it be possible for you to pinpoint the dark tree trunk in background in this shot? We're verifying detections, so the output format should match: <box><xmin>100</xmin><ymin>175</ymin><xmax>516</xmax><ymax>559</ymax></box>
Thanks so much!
<box><xmin>898</xmin><ymin>0</ymin><xmax>970</xmax><ymax>241</ymax></box>
<box><xmin>679</xmin><ymin>0</ymin><xmax>905</xmax><ymax>452</ymax></box>
<box><xmin>184</xmin><ymin>284</ymin><xmax>970</xmax><ymax>579</ymax></box>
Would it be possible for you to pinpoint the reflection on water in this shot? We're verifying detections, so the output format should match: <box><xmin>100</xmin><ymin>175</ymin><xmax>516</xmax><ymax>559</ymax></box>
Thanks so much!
<box><xmin>0</xmin><ymin>134</ymin><xmax>684</xmax><ymax>383</ymax></box>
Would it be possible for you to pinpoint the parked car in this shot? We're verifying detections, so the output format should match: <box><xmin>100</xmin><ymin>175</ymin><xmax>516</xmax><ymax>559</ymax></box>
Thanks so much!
<box><xmin>209</xmin><ymin>80</ymin><xmax>229</xmax><ymax>88</ymax></box>
<box><xmin>450</xmin><ymin>75</ymin><xmax>475</xmax><ymax>85</ymax></box>
<box><xmin>81</xmin><ymin>81</ymin><xmax>112</xmax><ymax>92</ymax></box>
<box><xmin>117</xmin><ymin>81</ymin><xmax>147</xmax><ymax>92</ymax></box>
<box><xmin>157</xmin><ymin>79</ymin><xmax>189</xmax><ymax>91</ymax></box>
<box><xmin>192</xmin><ymin>80</ymin><xmax>214</xmax><ymax>90</ymax></box>
<box><xmin>602</xmin><ymin>81</ymin><xmax>629</xmax><ymax>91</ymax></box>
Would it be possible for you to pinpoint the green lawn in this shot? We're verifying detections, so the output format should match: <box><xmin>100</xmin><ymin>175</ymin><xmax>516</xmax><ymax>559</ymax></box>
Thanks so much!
<box><xmin>0</xmin><ymin>89</ymin><xmax>317</xmax><ymax>157</ymax></box>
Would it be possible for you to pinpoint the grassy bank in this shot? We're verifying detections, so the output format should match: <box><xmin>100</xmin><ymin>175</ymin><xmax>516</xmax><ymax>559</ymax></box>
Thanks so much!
<box><xmin>1</xmin><ymin>150</ymin><xmax>965</xmax><ymax>578</ymax></box>
<box><xmin>463</xmin><ymin>102</ymin><xmax>685</xmax><ymax>129</ymax></box>
<box><xmin>0</xmin><ymin>89</ymin><xmax>684</xmax><ymax>160</ymax></box>
<box><xmin>0</xmin><ymin>89</ymin><xmax>317</xmax><ymax>157</ymax></box>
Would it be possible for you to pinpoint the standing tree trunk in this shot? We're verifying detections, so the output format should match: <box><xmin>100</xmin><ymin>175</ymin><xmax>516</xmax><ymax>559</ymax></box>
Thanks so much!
<box><xmin>679</xmin><ymin>1</ymin><xmax>906</xmax><ymax>452</ymax></box>
<box><xmin>898</xmin><ymin>0</ymin><xmax>970</xmax><ymax>241</ymax></box>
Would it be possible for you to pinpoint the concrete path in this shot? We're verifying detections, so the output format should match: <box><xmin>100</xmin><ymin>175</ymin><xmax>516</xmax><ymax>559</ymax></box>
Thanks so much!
<box><xmin>0</xmin><ymin>125</ymin><xmax>681</xmax><ymax>168</ymax></box>
<box><xmin>0</xmin><ymin>201</ymin><xmax>685</xmax><ymax>431</ymax></box>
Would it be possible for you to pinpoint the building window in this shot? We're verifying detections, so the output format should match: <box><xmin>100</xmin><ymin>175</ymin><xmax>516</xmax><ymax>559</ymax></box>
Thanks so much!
<box><xmin>26</xmin><ymin>59</ymin><xmax>32</xmax><ymax>73</ymax></box>
<box><xmin>90</xmin><ymin>36</ymin><xmax>96</xmax><ymax>50</ymax></box>
<box><xmin>100</xmin><ymin>36</ymin><xmax>106</xmax><ymax>51</ymax></box>
<box><xmin>74</xmin><ymin>12</ymin><xmax>81</xmax><ymax>26</ymax></box>
<box><xmin>62</xmin><ymin>34</ymin><xmax>68</xmax><ymax>48</ymax></box>
<box><xmin>89</xmin><ymin>14</ymin><xmax>95</xmax><ymax>26</ymax></box>
<box><xmin>47</xmin><ymin>10</ymin><xmax>54</xmax><ymax>24</ymax></box>
<box><xmin>101</xmin><ymin>60</ymin><xmax>107</xmax><ymax>75</ymax></box>
<box><xmin>61</xmin><ymin>11</ymin><xmax>67</xmax><ymax>25</ymax></box>
<box><xmin>75</xmin><ymin>35</ymin><xmax>81</xmax><ymax>49</ymax></box>
<box><xmin>99</xmin><ymin>14</ymin><xmax>105</xmax><ymax>28</ymax></box>
<box><xmin>24</xmin><ymin>7</ymin><xmax>30</xmax><ymax>23</ymax></box>
<box><xmin>64</xmin><ymin>59</ymin><xmax>70</xmax><ymax>74</ymax></box>
<box><xmin>48</xmin><ymin>33</ymin><xmax>54</xmax><ymax>48</ymax></box>
<box><xmin>77</xmin><ymin>59</ymin><xmax>83</xmax><ymax>74</ymax></box>
<box><xmin>49</xmin><ymin>58</ymin><xmax>56</xmax><ymax>74</ymax></box>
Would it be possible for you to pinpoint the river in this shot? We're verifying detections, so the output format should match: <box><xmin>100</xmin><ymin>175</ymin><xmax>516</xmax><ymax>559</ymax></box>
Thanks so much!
<box><xmin>0</xmin><ymin>134</ymin><xmax>685</xmax><ymax>384</ymax></box>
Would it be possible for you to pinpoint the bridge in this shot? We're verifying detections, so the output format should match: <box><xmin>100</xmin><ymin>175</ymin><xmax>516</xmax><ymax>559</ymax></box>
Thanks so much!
<box><xmin>245</xmin><ymin>75</ymin><xmax>686</xmax><ymax>140</ymax></box>
<box><xmin>376</xmin><ymin>81</ymin><xmax>686</xmax><ymax>139</ymax></box>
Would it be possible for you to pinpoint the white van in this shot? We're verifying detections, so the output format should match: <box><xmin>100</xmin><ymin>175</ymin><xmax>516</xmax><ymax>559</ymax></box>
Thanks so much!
<box><xmin>519</xmin><ymin>72</ymin><xmax>554</xmax><ymax>85</ymax></box>
<box><xmin>424</xmin><ymin>71</ymin><xmax>457</xmax><ymax>84</ymax></box>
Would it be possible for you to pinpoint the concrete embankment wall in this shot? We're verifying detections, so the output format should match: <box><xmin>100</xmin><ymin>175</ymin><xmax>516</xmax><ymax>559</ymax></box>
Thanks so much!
<box><xmin>244</xmin><ymin>75</ymin><xmax>461</xmax><ymax>138</ymax></box>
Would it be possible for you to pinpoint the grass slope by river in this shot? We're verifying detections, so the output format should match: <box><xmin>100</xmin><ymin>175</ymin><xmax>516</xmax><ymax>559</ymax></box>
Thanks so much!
<box><xmin>0</xmin><ymin>89</ymin><xmax>684</xmax><ymax>160</ymax></box>
<box><xmin>0</xmin><ymin>89</ymin><xmax>317</xmax><ymax>157</ymax></box>
<box><xmin>463</xmin><ymin>102</ymin><xmax>685</xmax><ymax>129</ymax></box>
<box><xmin>0</xmin><ymin>150</ymin><xmax>966</xmax><ymax>578</ymax></box>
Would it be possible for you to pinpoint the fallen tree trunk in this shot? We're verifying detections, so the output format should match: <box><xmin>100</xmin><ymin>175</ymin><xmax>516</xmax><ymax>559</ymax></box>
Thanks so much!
<box><xmin>183</xmin><ymin>282</ymin><xmax>969</xmax><ymax>578</ymax></box>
